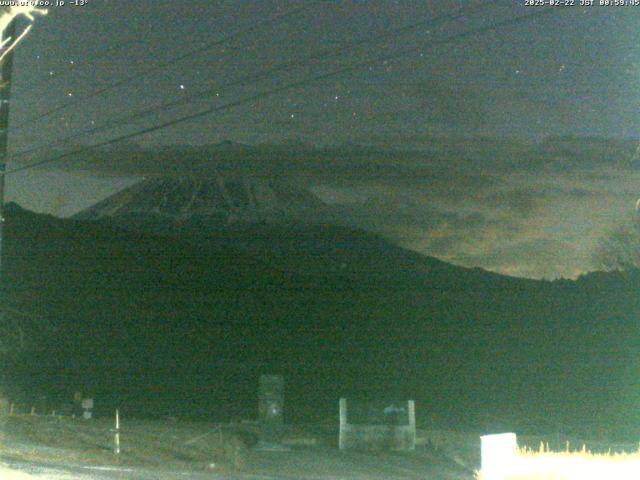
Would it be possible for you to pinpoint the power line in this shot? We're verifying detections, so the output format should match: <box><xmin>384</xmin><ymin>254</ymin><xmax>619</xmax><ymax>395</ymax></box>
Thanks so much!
<box><xmin>30</xmin><ymin>2</ymin><xmax>266</xmax><ymax>89</ymax></box>
<box><xmin>28</xmin><ymin>9</ymin><xmax>230</xmax><ymax>89</ymax></box>
<box><xmin>7</xmin><ymin>7</ymin><xmax>563</xmax><ymax>176</ymax></box>
<box><xmin>10</xmin><ymin>1</ymin><xmax>494</xmax><ymax>161</ymax></box>
<box><xmin>9</xmin><ymin>6</ymin><xmax>558</xmax><ymax>175</ymax></box>
<box><xmin>13</xmin><ymin>2</ymin><xmax>319</xmax><ymax>130</ymax></box>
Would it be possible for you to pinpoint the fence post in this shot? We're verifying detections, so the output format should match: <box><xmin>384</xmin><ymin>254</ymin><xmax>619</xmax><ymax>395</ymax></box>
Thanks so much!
<box><xmin>339</xmin><ymin>398</ymin><xmax>347</xmax><ymax>450</ymax></box>
<box><xmin>408</xmin><ymin>400</ymin><xmax>416</xmax><ymax>450</ymax></box>
<box><xmin>114</xmin><ymin>409</ymin><xmax>120</xmax><ymax>455</ymax></box>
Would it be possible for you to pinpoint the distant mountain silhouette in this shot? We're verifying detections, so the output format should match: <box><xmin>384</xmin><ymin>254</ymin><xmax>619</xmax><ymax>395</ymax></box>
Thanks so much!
<box><xmin>2</xmin><ymin>203</ymin><xmax>639</xmax><ymax>438</ymax></box>
<box><xmin>74</xmin><ymin>176</ymin><xmax>329</xmax><ymax>229</ymax></box>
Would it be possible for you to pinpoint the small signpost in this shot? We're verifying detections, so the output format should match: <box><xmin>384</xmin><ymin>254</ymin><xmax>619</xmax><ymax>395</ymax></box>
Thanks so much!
<box><xmin>81</xmin><ymin>398</ymin><xmax>93</xmax><ymax>419</ymax></box>
<box><xmin>256</xmin><ymin>374</ymin><xmax>288</xmax><ymax>450</ymax></box>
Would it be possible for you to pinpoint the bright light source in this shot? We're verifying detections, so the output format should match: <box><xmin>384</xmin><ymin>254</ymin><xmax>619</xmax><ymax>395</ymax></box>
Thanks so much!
<box><xmin>0</xmin><ymin>6</ymin><xmax>47</xmax><ymax>62</ymax></box>
<box><xmin>480</xmin><ymin>433</ymin><xmax>518</xmax><ymax>480</ymax></box>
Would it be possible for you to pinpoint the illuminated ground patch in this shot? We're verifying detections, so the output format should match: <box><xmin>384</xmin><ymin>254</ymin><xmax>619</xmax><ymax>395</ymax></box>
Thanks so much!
<box><xmin>478</xmin><ymin>433</ymin><xmax>640</xmax><ymax>480</ymax></box>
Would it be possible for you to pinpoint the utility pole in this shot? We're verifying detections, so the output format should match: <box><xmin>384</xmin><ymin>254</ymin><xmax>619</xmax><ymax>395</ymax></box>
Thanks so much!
<box><xmin>0</xmin><ymin>18</ymin><xmax>16</xmax><ymax>280</ymax></box>
<box><xmin>0</xmin><ymin>18</ymin><xmax>15</xmax><ymax>411</ymax></box>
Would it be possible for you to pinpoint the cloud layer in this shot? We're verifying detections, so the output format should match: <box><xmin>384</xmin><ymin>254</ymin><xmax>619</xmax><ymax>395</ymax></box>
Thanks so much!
<box><xmin>15</xmin><ymin>137</ymin><xmax>640</xmax><ymax>279</ymax></box>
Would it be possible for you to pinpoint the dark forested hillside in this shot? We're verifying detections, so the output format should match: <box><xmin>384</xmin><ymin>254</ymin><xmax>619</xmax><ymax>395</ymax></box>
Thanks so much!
<box><xmin>2</xmin><ymin>203</ymin><xmax>638</xmax><ymax>438</ymax></box>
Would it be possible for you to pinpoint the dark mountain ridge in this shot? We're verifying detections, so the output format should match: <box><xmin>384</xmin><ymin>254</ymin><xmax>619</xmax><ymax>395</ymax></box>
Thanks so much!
<box><xmin>1</xmin><ymin>203</ymin><xmax>638</xmax><ymax>438</ymax></box>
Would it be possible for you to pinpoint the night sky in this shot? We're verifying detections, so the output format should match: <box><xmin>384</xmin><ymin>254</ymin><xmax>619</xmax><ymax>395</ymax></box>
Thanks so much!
<box><xmin>4</xmin><ymin>0</ymin><xmax>640</xmax><ymax>279</ymax></box>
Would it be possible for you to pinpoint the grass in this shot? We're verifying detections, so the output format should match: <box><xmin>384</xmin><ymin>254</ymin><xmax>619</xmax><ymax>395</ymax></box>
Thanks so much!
<box><xmin>0</xmin><ymin>414</ymin><xmax>247</xmax><ymax>472</ymax></box>
<box><xmin>476</xmin><ymin>442</ymin><xmax>640</xmax><ymax>480</ymax></box>
<box><xmin>4</xmin><ymin>415</ymin><xmax>636</xmax><ymax>479</ymax></box>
